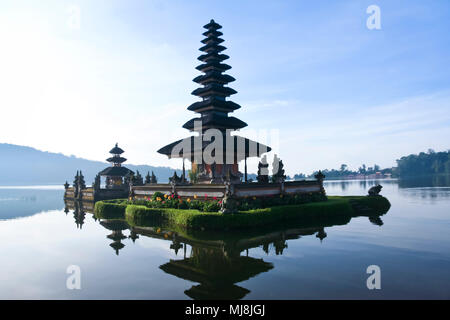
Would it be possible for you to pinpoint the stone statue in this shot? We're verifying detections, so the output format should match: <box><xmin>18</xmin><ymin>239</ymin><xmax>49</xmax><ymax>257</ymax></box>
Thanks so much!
<box><xmin>257</xmin><ymin>155</ymin><xmax>269</xmax><ymax>183</ymax></box>
<box><xmin>271</xmin><ymin>154</ymin><xmax>286</xmax><ymax>183</ymax></box>
<box><xmin>134</xmin><ymin>170</ymin><xmax>144</xmax><ymax>186</ymax></box>
<box><xmin>92</xmin><ymin>174</ymin><xmax>101</xmax><ymax>191</ymax></box>
<box><xmin>220</xmin><ymin>174</ymin><xmax>238</xmax><ymax>214</ymax></box>
<box><xmin>73</xmin><ymin>171</ymin><xmax>80</xmax><ymax>198</ymax></box>
<box><xmin>150</xmin><ymin>171</ymin><xmax>157</xmax><ymax>184</ymax></box>
<box><xmin>314</xmin><ymin>170</ymin><xmax>326</xmax><ymax>195</ymax></box>
<box><xmin>169</xmin><ymin>171</ymin><xmax>182</xmax><ymax>184</ymax></box>
<box><xmin>368</xmin><ymin>184</ymin><xmax>382</xmax><ymax>196</ymax></box>
<box><xmin>78</xmin><ymin>171</ymin><xmax>86</xmax><ymax>190</ymax></box>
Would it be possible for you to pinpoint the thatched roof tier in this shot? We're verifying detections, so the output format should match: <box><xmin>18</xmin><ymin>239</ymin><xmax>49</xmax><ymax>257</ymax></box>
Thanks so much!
<box><xmin>202</xmin><ymin>30</ymin><xmax>223</xmax><ymax>38</ymax></box>
<box><xmin>99</xmin><ymin>166</ymin><xmax>134</xmax><ymax>177</ymax></box>
<box><xmin>199</xmin><ymin>43</ymin><xmax>226</xmax><ymax>53</ymax></box>
<box><xmin>187</xmin><ymin>98</ymin><xmax>241</xmax><ymax>113</ymax></box>
<box><xmin>191</xmin><ymin>84</ymin><xmax>237</xmax><ymax>98</ymax></box>
<box><xmin>157</xmin><ymin>135</ymin><xmax>271</xmax><ymax>161</ymax></box>
<box><xmin>201</xmin><ymin>36</ymin><xmax>224</xmax><ymax>45</ymax></box>
<box><xmin>193</xmin><ymin>72</ymin><xmax>234</xmax><ymax>85</ymax></box>
<box><xmin>183</xmin><ymin>113</ymin><xmax>247</xmax><ymax>131</ymax></box>
<box><xmin>106</xmin><ymin>155</ymin><xmax>127</xmax><ymax>164</ymax></box>
<box><xmin>109</xmin><ymin>143</ymin><xmax>124</xmax><ymax>155</ymax></box>
<box><xmin>203</xmin><ymin>19</ymin><xmax>222</xmax><ymax>30</ymax></box>
<box><xmin>197</xmin><ymin>52</ymin><xmax>229</xmax><ymax>63</ymax></box>
<box><xmin>196</xmin><ymin>62</ymin><xmax>231</xmax><ymax>73</ymax></box>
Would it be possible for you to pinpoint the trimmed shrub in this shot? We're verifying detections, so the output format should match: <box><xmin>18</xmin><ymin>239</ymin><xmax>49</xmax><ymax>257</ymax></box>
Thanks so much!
<box><xmin>99</xmin><ymin>196</ymin><xmax>391</xmax><ymax>231</ymax></box>
<box><xmin>94</xmin><ymin>201</ymin><xmax>127</xmax><ymax>219</ymax></box>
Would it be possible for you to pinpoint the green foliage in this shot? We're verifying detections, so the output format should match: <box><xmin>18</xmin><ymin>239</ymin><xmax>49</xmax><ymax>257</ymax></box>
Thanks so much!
<box><xmin>396</xmin><ymin>149</ymin><xmax>450</xmax><ymax>177</ymax></box>
<box><xmin>129</xmin><ymin>192</ymin><xmax>326</xmax><ymax>213</ymax></box>
<box><xmin>188</xmin><ymin>169</ymin><xmax>199</xmax><ymax>183</ymax></box>
<box><xmin>94</xmin><ymin>201</ymin><xmax>127</xmax><ymax>219</ymax></box>
<box><xmin>100</xmin><ymin>195</ymin><xmax>391</xmax><ymax>231</ymax></box>
<box><xmin>236</xmin><ymin>193</ymin><xmax>326</xmax><ymax>211</ymax></box>
<box><xmin>132</xmin><ymin>194</ymin><xmax>222</xmax><ymax>212</ymax></box>
<box><xmin>151</xmin><ymin>191</ymin><xmax>165</xmax><ymax>201</ymax></box>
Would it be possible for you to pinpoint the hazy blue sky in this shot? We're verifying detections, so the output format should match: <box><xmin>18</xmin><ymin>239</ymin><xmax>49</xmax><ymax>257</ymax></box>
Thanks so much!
<box><xmin>0</xmin><ymin>0</ymin><xmax>449</xmax><ymax>175</ymax></box>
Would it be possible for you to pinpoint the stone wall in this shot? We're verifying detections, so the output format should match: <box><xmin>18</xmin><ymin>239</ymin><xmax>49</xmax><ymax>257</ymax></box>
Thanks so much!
<box><xmin>131</xmin><ymin>180</ymin><xmax>323</xmax><ymax>200</ymax></box>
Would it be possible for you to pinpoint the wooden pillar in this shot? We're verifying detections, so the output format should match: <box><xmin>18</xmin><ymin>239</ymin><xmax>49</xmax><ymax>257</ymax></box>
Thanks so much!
<box><xmin>244</xmin><ymin>156</ymin><xmax>248</xmax><ymax>183</ymax></box>
<box><xmin>182</xmin><ymin>158</ymin><xmax>186</xmax><ymax>182</ymax></box>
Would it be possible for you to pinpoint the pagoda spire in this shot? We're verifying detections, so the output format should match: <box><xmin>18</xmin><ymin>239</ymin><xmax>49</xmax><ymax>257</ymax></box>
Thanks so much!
<box><xmin>107</xmin><ymin>143</ymin><xmax>127</xmax><ymax>167</ymax></box>
<box><xmin>183</xmin><ymin>19</ymin><xmax>247</xmax><ymax>133</ymax></box>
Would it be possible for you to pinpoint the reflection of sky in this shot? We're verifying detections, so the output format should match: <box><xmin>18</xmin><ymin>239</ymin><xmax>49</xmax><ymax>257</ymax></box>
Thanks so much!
<box><xmin>0</xmin><ymin>180</ymin><xmax>449</xmax><ymax>299</ymax></box>
<box><xmin>0</xmin><ymin>187</ymin><xmax>64</xmax><ymax>220</ymax></box>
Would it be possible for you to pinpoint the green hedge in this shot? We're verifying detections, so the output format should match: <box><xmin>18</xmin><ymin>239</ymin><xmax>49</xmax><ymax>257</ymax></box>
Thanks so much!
<box><xmin>99</xmin><ymin>195</ymin><xmax>390</xmax><ymax>231</ymax></box>
<box><xmin>94</xmin><ymin>201</ymin><xmax>127</xmax><ymax>219</ymax></box>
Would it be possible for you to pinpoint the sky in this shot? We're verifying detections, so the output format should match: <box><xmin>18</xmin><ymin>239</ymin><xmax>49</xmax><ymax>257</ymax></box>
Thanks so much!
<box><xmin>0</xmin><ymin>0</ymin><xmax>449</xmax><ymax>175</ymax></box>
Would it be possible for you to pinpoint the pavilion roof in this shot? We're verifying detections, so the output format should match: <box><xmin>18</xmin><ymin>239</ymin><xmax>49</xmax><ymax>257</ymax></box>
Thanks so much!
<box><xmin>157</xmin><ymin>134</ymin><xmax>271</xmax><ymax>161</ymax></box>
<box><xmin>99</xmin><ymin>166</ymin><xmax>134</xmax><ymax>177</ymax></box>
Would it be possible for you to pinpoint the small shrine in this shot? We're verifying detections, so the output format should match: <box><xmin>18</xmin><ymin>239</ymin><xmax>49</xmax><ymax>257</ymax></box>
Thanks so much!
<box><xmin>99</xmin><ymin>143</ymin><xmax>134</xmax><ymax>189</ymax></box>
<box><xmin>64</xmin><ymin>143</ymin><xmax>134</xmax><ymax>202</ymax></box>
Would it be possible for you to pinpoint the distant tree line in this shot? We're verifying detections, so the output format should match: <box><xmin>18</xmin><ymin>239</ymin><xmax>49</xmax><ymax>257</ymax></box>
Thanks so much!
<box><xmin>396</xmin><ymin>149</ymin><xmax>450</xmax><ymax>177</ymax></box>
<box><xmin>304</xmin><ymin>163</ymin><xmax>390</xmax><ymax>180</ymax></box>
<box><xmin>288</xmin><ymin>149</ymin><xmax>450</xmax><ymax>180</ymax></box>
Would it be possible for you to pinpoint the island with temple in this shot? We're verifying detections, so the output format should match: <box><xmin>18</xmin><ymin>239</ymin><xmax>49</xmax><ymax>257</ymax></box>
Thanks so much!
<box><xmin>64</xmin><ymin>19</ymin><xmax>390</xmax><ymax>230</ymax></box>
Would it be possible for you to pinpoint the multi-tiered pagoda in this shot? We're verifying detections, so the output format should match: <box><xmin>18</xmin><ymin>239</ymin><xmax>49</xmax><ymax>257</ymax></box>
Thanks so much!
<box><xmin>158</xmin><ymin>20</ymin><xmax>271</xmax><ymax>183</ymax></box>
<box><xmin>99</xmin><ymin>143</ymin><xmax>134</xmax><ymax>188</ymax></box>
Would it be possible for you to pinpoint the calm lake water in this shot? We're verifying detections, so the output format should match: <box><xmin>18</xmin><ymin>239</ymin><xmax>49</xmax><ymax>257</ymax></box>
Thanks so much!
<box><xmin>0</xmin><ymin>178</ymin><xmax>449</xmax><ymax>299</ymax></box>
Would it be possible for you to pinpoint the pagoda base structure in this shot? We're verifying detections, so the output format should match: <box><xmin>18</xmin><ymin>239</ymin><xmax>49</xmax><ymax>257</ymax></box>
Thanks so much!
<box><xmin>193</xmin><ymin>162</ymin><xmax>241</xmax><ymax>184</ymax></box>
<box><xmin>130</xmin><ymin>179</ymin><xmax>325</xmax><ymax>201</ymax></box>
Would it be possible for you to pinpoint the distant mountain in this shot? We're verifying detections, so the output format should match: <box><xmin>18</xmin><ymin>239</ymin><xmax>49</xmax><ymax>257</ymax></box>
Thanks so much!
<box><xmin>0</xmin><ymin>143</ymin><xmax>181</xmax><ymax>185</ymax></box>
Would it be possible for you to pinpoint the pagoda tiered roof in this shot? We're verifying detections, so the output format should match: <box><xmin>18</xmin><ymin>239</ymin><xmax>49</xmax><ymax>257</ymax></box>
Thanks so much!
<box><xmin>100</xmin><ymin>143</ymin><xmax>134</xmax><ymax>177</ymax></box>
<box><xmin>182</xmin><ymin>114</ymin><xmax>247</xmax><ymax>131</ymax></box>
<box><xmin>183</xmin><ymin>19</ymin><xmax>246</xmax><ymax>132</ymax></box>
<box><xmin>109</xmin><ymin>143</ymin><xmax>124</xmax><ymax>155</ymax></box>
<box><xmin>99</xmin><ymin>166</ymin><xmax>133</xmax><ymax>177</ymax></box>
<box><xmin>193</xmin><ymin>72</ymin><xmax>234</xmax><ymax>85</ymax></box>
<box><xmin>157</xmin><ymin>19</ymin><xmax>271</xmax><ymax>161</ymax></box>
<box><xmin>195</xmin><ymin>62</ymin><xmax>231</xmax><ymax>73</ymax></box>
<box><xmin>106</xmin><ymin>155</ymin><xmax>127</xmax><ymax>164</ymax></box>
<box><xmin>187</xmin><ymin>98</ymin><xmax>241</xmax><ymax>113</ymax></box>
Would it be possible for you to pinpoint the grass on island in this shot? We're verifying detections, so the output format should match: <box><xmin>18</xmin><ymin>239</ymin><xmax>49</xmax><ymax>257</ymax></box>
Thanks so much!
<box><xmin>94</xmin><ymin>195</ymin><xmax>390</xmax><ymax>230</ymax></box>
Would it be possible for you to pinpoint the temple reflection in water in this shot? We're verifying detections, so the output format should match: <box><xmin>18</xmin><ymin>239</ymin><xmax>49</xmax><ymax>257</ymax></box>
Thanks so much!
<box><xmin>64</xmin><ymin>200</ymin><xmax>385</xmax><ymax>299</ymax></box>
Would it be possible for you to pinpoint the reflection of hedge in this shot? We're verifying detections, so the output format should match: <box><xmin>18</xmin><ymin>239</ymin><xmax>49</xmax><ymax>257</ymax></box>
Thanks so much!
<box><xmin>94</xmin><ymin>201</ymin><xmax>127</xmax><ymax>219</ymax></box>
<box><xmin>343</xmin><ymin>195</ymin><xmax>391</xmax><ymax>216</ymax></box>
